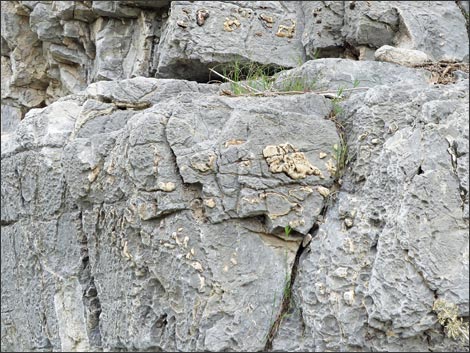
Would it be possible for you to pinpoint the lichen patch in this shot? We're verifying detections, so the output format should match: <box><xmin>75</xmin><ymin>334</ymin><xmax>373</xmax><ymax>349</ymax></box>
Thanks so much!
<box><xmin>263</xmin><ymin>143</ymin><xmax>321</xmax><ymax>179</ymax></box>
<box><xmin>276</xmin><ymin>19</ymin><xmax>296</xmax><ymax>38</ymax></box>
<box><xmin>224</xmin><ymin>16</ymin><xmax>241</xmax><ymax>32</ymax></box>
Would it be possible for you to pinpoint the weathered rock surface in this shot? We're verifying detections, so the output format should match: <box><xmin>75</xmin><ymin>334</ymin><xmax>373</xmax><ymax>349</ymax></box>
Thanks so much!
<box><xmin>155</xmin><ymin>1</ymin><xmax>306</xmax><ymax>80</ymax></box>
<box><xmin>2</xmin><ymin>0</ymin><xmax>467</xmax><ymax>131</ymax></box>
<box><xmin>272</xmin><ymin>62</ymin><xmax>469</xmax><ymax>352</ymax></box>
<box><xmin>273</xmin><ymin>57</ymin><xmax>431</xmax><ymax>91</ymax></box>
<box><xmin>1</xmin><ymin>76</ymin><xmax>335</xmax><ymax>351</ymax></box>
<box><xmin>303</xmin><ymin>1</ymin><xmax>469</xmax><ymax>62</ymax></box>
<box><xmin>1</xmin><ymin>1</ymin><xmax>469</xmax><ymax>352</ymax></box>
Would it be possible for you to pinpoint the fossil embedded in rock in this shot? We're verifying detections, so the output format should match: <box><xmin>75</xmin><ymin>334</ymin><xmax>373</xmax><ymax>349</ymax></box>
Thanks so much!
<box><xmin>317</xmin><ymin>186</ymin><xmax>330</xmax><ymax>198</ymax></box>
<box><xmin>263</xmin><ymin>143</ymin><xmax>322</xmax><ymax>179</ymax></box>
<box><xmin>196</xmin><ymin>9</ymin><xmax>209</xmax><ymax>26</ymax></box>
<box><xmin>276</xmin><ymin>19</ymin><xmax>296</xmax><ymax>38</ymax></box>
<box><xmin>259</xmin><ymin>13</ymin><xmax>275</xmax><ymax>28</ymax></box>
<box><xmin>224</xmin><ymin>16</ymin><xmax>241</xmax><ymax>32</ymax></box>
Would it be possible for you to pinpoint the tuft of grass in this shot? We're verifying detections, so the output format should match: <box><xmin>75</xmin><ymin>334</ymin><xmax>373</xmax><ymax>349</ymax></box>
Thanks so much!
<box><xmin>433</xmin><ymin>299</ymin><xmax>469</xmax><ymax>344</ymax></box>
<box><xmin>332</xmin><ymin>79</ymin><xmax>360</xmax><ymax>114</ymax></box>
<box><xmin>331</xmin><ymin>86</ymin><xmax>345</xmax><ymax>116</ymax></box>
<box><xmin>313</xmin><ymin>48</ymin><xmax>321</xmax><ymax>59</ymax></box>
<box><xmin>284</xmin><ymin>225</ymin><xmax>292</xmax><ymax>238</ymax></box>
<box><xmin>276</xmin><ymin>74</ymin><xmax>317</xmax><ymax>92</ymax></box>
<box><xmin>294</xmin><ymin>55</ymin><xmax>305</xmax><ymax>67</ymax></box>
<box><xmin>216</xmin><ymin>61</ymin><xmax>317</xmax><ymax>95</ymax></box>
<box><xmin>218</xmin><ymin>61</ymin><xmax>280</xmax><ymax>95</ymax></box>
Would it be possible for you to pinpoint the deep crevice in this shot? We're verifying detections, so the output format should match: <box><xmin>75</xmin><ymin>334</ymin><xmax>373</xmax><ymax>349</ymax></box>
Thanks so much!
<box><xmin>264</xmin><ymin>203</ymin><xmax>330</xmax><ymax>351</ymax></box>
<box><xmin>264</xmin><ymin>102</ymin><xmax>349</xmax><ymax>350</ymax></box>
<box><xmin>417</xmin><ymin>165</ymin><xmax>424</xmax><ymax>175</ymax></box>
<box><xmin>78</xmin><ymin>211</ymin><xmax>103</xmax><ymax>350</ymax></box>
<box><xmin>263</xmin><ymin>236</ymin><xmax>305</xmax><ymax>351</ymax></box>
<box><xmin>0</xmin><ymin>219</ymin><xmax>18</xmax><ymax>226</ymax></box>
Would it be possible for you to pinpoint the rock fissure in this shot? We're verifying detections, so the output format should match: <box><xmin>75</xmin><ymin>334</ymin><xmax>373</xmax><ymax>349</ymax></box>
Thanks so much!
<box><xmin>264</xmin><ymin>200</ymin><xmax>333</xmax><ymax>351</ymax></box>
<box><xmin>79</xmin><ymin>211</ymin><xmax>103</xmax><ymax>350</ymax></box>
<box><xmin>263</xmin><ymin>237</ymin><xmax>304</xmax><ymax>352</ymax></box>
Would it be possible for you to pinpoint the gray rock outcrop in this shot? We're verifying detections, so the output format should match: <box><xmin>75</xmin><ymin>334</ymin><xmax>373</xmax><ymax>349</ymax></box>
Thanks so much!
<box><xmin>1</xmin><ymin>1</ymin><xmax>469</xmax><ymax>352</ymax></box>
<box><xmin>272</xmin><ymin>63</ymin><xmax>469</xmax><ymax>352</ymax></box>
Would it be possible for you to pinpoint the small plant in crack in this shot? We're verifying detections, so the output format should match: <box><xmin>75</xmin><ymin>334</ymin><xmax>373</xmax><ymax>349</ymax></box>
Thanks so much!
<box><xmin>331</xmin><ymin>86</ymin><xmax>345</xmax><ymax>116</ymax></box>
<box><xmin>294</xmin><ymin>54</ymin><xmax>306</xmax><ymax>67</ymax></box>
<box><xmin>276</xmin><ymin>74</ymin><xmax>317</xmax><ymax>92</ymax></box>
<box><xmin>284</xmin><ymin>225</ymin><xmax>293</xmax><ymax>239</ymax></box>
<box><xmin>433</xmin><ymin>299</ymin><xmax>469</xmax><ymax>344</ymax></box>
<box><xmin>212</xmin><ymin>61</ymin><xmax>318</xmax><ymax>95</ymax></box>
<box><xmin>215</xmin><ymin>61</ymin><xmax>281</xmax><ymax>95</ymax></box>
<box><xmin>332</xmin><ymin>134</ymin><xmax>349</xmax><ymax>181</ymax></box>
<box><xmin>313</xmin><ymin>48</ymin><xmax>321</xmax><ymax>59</ymax></box>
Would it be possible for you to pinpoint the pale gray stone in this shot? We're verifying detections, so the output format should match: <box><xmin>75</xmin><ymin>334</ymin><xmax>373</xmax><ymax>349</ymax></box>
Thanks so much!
<box><xmin>1</xmin><ymin>104</ymin><xmax>22</xmax><ymax>134</ymax></box>
<box><xmin>273</xmin><ymin>67</ymin><xmax>469</xmax><ymax>352</ymax></box>
<box><xmin>49</xmin><ymin>43</ymin><xmax>89</xmax><ymax>65</ymax></box>
<box><xmin>2</xmin><ymin>78</ymin><xmax>306</xmax><ymax>351</ymax></box>
<box><xmin>301</xmin><ymin>1</ymin><xmax>345</xmax><ymax>58</ymax></box>
<box><xmin>29</xmin><ymin>3</ymin><xmax>63</xmax><ymax>44</ymax></box>
<box><xmin>92</xmin><ymin>1</ymin><xmax>144</xmax><ymax>18</ymax></box>
<box><xmin>302</xmin><ymin>1</ymin><xmax>469</xmax><ymax>62</ymax></box>
<box><xmin>156</xmin><ymin>1</ymin><xmax>306</xmax><ymax>81</ymax></box>
<box><xmin>274</xmin><ymin>58</ymin><xmax>431</xmax><ymax>92</ymax></box>
<box><xmin>375</xmin><ymin>45</ymin><xmax>431</xmax><ymax>66</ymax></box>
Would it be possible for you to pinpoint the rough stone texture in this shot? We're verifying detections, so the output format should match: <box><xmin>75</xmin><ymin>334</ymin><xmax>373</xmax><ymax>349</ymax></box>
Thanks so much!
<box><xmin>1</xmin><ymin>0</ymin><xmax>468</xmax><ymax>131</ymax></box>
<box><xmin>301</xmin><ymin>1</ymin><xmax>346</xmax><ymax>58</ymax></box>
<box><xmin>1</xmin><ymin>77</ymin><xmax>339</xmax><ymax>351</ymax></box>
<box><xmin>155</xmin><ymin>1</ymin><xmax>306</xmax><ymax>81</ymax></box>
<box><xmin>0</xmin><ymin>0</ymin><xmax>170</xmax><ymax>128</ymax></box>
<box><xmin>273</xmin><ymin>57</ymin><xmax>431</xmax><ymax>92</ymax></box>
<box><xmin>272</xmin><ymin>63</ymin><xmax>469</xmax><ymax>352</ymax></box>
<box><xmin>1</xmin><ymin>1</ymin><xmax>469</xmax><ymax>352</ymax></box>
<box><xmin>303</xmin><ymin>1</ymin><xmax>469</xmax><ymax>62</ymax></box>
<box><xmin>166</xmin><ymin>93</ymin><xmax>337</xmax><ymax>234</ymax></box>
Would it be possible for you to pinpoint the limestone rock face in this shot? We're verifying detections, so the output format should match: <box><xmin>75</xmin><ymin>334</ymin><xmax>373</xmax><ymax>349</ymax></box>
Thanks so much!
<box><xmin>272</xmin><ymin>67</ymin><xmax>469</xmax><ymax>352</ymax></box>
<box><xmin>303</xmin><ymin>1</ymin><xmax>469</xmax><ymax>62</ymax></box>
<box><xmin>1</xmin><ymin>0</ymin><xmax>468</xmax><ymax>130</ymax></box>
<box><xmin>1</xmin><ymin>77</ymin><xmax>331</xmax><ymax>351</ymax></box>
<box><xmin>1</xmin><ymin>1</ymin><xmax>469</xmax><ymax>352</ymax></box>
<box><xmin>155</xmin><ymin>1</ymin><xmax>306</xmax><ymax>80</ymax></box>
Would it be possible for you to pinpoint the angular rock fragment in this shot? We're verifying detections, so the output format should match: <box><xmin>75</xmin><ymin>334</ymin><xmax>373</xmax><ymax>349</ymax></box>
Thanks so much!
<box><xmin>375</xmin><ymin>45</ymin><xmax>431</xmax><ymax>67</ymax></box>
